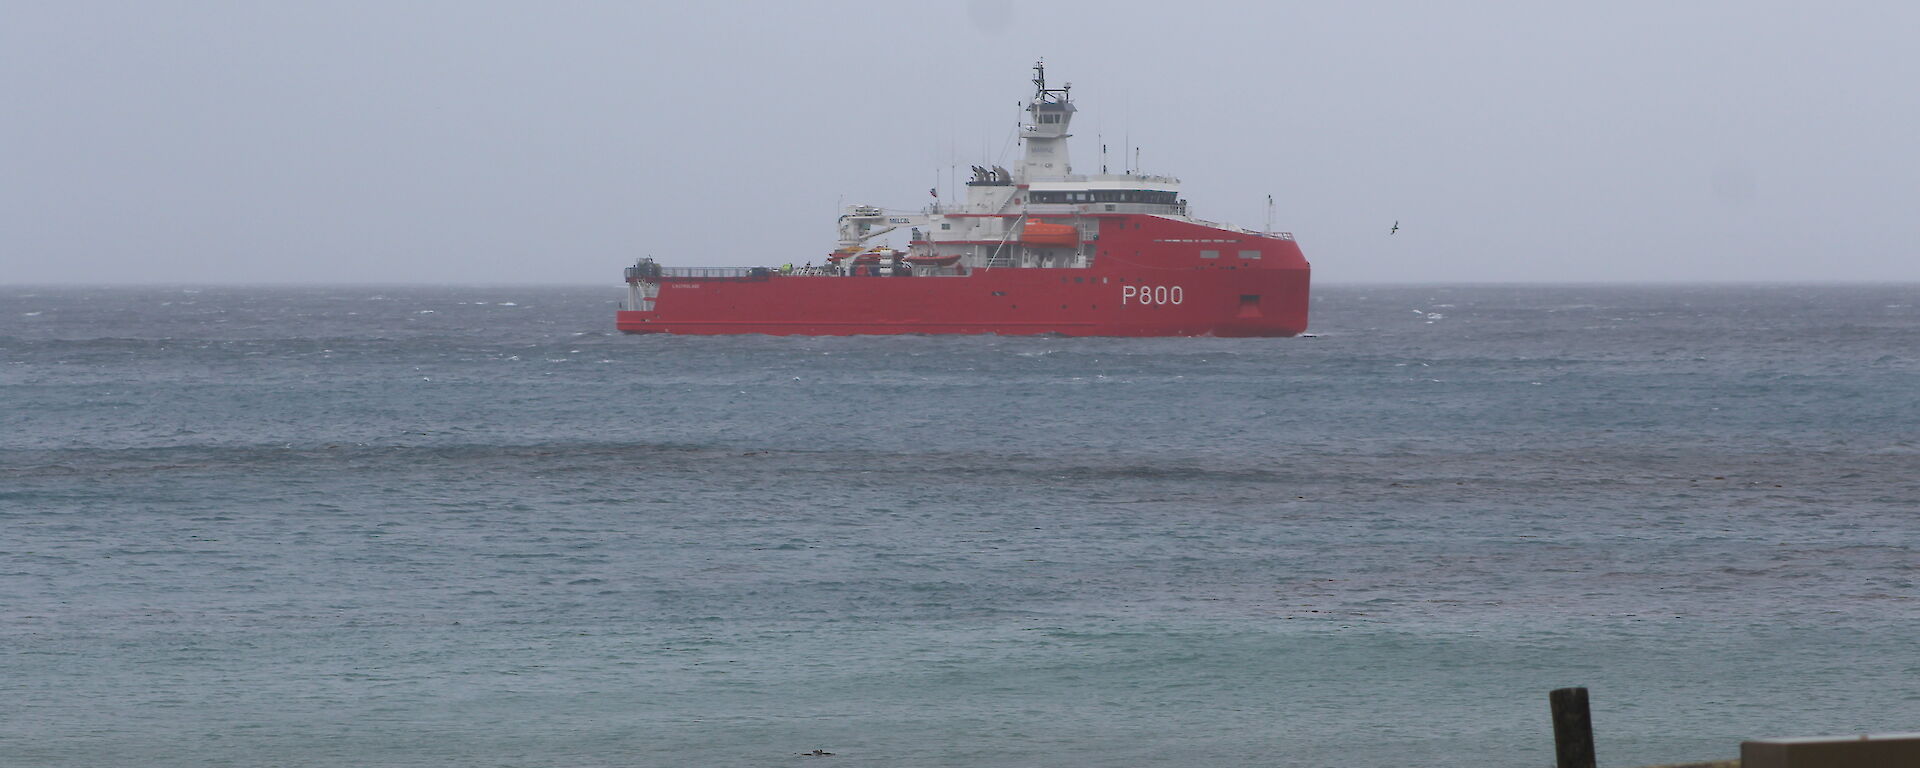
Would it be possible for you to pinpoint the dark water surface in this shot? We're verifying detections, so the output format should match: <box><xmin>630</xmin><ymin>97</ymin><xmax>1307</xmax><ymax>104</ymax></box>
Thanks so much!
<box><xmin>3</xmin><ymin>284</ymin><xmax>1916</xmax><ymax>767</ymax></box>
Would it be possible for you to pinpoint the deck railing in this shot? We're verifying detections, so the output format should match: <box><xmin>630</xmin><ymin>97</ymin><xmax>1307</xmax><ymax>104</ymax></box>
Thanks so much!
<box><xmin>656</xmin><ymin>267</ymin><xmax>770</xmax><ymax>278</ymax></box>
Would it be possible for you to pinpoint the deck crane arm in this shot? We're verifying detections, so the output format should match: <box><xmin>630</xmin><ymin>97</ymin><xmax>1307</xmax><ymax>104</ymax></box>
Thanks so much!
<box><xmin>835</xmin><ymin>207</ymin><xmax>928</xmax><ymax>249</ymax></box>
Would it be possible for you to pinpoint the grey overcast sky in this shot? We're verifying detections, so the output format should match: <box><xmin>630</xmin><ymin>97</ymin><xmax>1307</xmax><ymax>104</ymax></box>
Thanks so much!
<box><xmin>3</xmin><ymin>1</ymin><xmax>1917</xmax><ymax>284</ymax></box>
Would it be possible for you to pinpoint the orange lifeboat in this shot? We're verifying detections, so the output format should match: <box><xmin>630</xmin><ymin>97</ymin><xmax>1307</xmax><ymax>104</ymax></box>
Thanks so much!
<box><xmin>1020</xmin><ymin>220</ymin><xmax>1078</xmax><ymax>247</ymax></box>
<box><xmin>904</xmin><ymin>251</ymin><xmax>962</xmax><ymax>266</ymax></box>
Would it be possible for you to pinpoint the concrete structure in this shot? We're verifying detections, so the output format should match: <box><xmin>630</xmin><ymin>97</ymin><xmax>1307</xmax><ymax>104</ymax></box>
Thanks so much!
<box><xmin>1741</xmin><ymin>732</ymin><xmax>1920</xmax><ymax>768</ymax></box>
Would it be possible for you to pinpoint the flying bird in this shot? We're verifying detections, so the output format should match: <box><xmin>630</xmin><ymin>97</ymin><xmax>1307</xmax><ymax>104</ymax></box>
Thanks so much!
<box><xmin>1389</xmin><ymin>221</ymin><xmax>1399</xmax><ymax>235</ymax></box>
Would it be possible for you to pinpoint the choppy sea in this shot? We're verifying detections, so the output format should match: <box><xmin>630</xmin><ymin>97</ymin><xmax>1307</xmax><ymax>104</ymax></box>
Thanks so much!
<box><xmin>2</xmin><ymin>284</ymin><xmax>1916</xmax><ymax>767</ymax></box>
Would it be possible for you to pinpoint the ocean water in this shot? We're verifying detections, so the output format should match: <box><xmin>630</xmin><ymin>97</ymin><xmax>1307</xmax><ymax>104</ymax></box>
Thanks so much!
<box><xmin>2</xmin><ymin>283</ymin><xmax>1916</xmax><ymax>768</ymax></box>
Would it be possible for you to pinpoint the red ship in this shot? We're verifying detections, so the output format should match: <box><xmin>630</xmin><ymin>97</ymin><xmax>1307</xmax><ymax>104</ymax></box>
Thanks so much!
<box><xmin>618</xmin><ymin>63</ymin><xmax>1310</xmax><ymax>337</ymax></box>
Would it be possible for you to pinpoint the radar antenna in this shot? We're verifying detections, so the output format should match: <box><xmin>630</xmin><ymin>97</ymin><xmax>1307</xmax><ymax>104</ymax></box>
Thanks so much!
<box><xmin>1031</xmin><ymin>59</ymin><xmax>1071</xmax><ymax>104</ymax></box>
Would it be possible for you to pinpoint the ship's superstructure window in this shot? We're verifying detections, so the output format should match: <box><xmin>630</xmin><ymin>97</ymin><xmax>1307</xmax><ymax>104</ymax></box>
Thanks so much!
<box><xmin>1238</xmin><ymin>250</ymin><xmax>1262</xmax><ymax>259</ymax></box>
<box><xmin>1028</xmin><ymin>190</ymin><xmax>1179</xmax><ymax>205</ymax></box>
<box><xmin>1200</xmin><ymin>250</ymin><xmax>1220</xmax><ymax>259</ymax></box>
<box><xmin>1038</xmin><ymin>113</ymin><xmax>1063</xmax><ymax>124</ymax></box>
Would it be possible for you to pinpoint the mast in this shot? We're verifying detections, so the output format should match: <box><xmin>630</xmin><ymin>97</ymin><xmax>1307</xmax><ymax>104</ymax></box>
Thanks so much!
<box><xmin>1018</xmin><ymin>60</ymin><xmax>1074</xmax><ymax>181</ymax></box>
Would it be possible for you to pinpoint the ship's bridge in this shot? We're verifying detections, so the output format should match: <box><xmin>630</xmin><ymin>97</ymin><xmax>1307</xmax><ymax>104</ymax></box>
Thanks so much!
<box><xmin>1025</xmin><ymin>175</ymin><xmax>1183</xmax><ymax>207</ymax></box>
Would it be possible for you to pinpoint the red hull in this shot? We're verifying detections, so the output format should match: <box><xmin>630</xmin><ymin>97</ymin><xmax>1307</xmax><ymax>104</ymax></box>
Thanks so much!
<box><xmin>619</xmin><ymin>215</ymin><xmax>1310</xmax><ymax>337</ymax></box>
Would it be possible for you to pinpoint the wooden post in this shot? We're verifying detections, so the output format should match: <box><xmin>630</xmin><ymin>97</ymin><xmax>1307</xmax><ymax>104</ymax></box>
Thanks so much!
<box><xmin>1550</xmin><ymin>687</ymin><xmax>1597</xmax><ymax>768</ymax></box>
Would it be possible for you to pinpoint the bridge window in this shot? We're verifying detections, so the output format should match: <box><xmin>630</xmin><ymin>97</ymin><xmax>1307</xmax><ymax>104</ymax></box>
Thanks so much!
<box><xmin>1028</xmin><ymin>190</ymin><xmax>1180</xmax><ymax>205</ymax></box>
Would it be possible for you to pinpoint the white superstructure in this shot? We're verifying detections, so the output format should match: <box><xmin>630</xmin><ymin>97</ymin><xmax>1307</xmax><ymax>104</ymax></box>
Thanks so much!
<box><xmin>831</xmin><ymin>61</ymin><xmax>1193</xmax><ymax>272</ymax></box>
